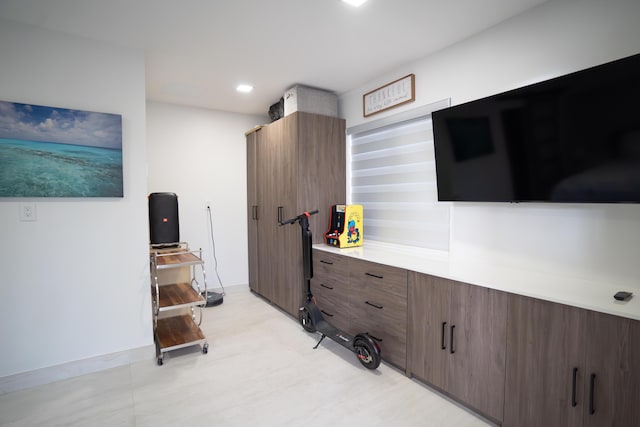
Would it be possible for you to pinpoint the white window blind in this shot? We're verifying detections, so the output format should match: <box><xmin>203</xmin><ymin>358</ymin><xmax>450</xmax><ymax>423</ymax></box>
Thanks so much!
<box><xmin>348</xmin><ymin>102</ymin><xmax>450</xmax><ymax>251</ymax></box>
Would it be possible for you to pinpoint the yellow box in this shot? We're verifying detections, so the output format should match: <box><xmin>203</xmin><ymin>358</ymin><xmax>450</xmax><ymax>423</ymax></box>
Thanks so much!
<box><xmin>324</xmin><ymin>204</ymin><xmax>363</xmax><ymax>248</ymax></box>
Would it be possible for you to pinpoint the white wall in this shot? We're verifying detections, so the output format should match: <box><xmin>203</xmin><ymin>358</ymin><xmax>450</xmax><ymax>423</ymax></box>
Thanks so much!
<box><xmin>0</xmin><ymin>21</ymin><xmax>151</xmax><ymax>380</ymax></box>
<box><xmin>146</xmin><ymin>102</ymin><xmax>266</xmax><ymax>289</ymax></box>
<box><xmin>340</xmin><ymin>0</ymin><xmax>640</xmax><ymax>291</ymax></box>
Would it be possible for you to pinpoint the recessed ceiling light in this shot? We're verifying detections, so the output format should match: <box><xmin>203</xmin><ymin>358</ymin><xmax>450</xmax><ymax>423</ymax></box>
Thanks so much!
<box><xmin>342</xmin><ymin>0</ymin><xmax>367</xmax><ymax>7</ymax></box>
<box><xmin>236</xmin><ymin>84</ymin><xmax>253</xmax><ymax>93</ymax></box>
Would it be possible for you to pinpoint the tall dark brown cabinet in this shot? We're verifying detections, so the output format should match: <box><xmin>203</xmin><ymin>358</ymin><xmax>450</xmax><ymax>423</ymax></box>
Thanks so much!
<box><xmin>246</xmin><ymin>112</ymin><xmax>346</xmax><ymax>316</ymax></box>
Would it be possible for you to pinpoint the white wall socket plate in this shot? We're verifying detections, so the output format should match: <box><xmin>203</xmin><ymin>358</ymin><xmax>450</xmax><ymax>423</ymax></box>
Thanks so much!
<box><xmin>20</xmin><ymin>203</ymin><xmax>37</xmax><ymax>222</ymax></box>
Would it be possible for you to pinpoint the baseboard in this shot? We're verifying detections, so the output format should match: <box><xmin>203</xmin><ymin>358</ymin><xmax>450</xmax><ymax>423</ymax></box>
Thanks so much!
<box><xmin>0</xmin><ymin>344</ymin><xmax>155</xmax><ymax>395</ymax></box>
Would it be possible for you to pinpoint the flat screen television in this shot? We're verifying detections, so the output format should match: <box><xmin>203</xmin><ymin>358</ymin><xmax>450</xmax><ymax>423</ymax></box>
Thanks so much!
<box><xmin>432</xmin><ymin>53</ymin><xmax>640</xmax><ymax>203</ymax></box>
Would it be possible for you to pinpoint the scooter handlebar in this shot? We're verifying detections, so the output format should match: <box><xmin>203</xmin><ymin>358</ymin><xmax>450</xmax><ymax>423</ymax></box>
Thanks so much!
<box><xmin>279</xmin><ymin>209</ymin><xmax>319</xmax><ymax>226</ymax></box>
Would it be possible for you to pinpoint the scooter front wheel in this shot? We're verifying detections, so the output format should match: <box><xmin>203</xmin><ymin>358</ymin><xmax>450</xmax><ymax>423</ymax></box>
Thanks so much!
<box><xmin>298</xmin><ymin>307</ymin><xmax>316</xmax><ymax>333</ymax></box>
<box><xmin>354</xmin><ymin>336</ymin><xmax>381</xmax><ymax>370</ymax></box>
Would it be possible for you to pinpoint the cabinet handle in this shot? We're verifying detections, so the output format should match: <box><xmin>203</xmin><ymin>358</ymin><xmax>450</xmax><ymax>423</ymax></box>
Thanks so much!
<box><xmin>365</xmin><ymin>301</ymin><xmax>383</xmax><ymax>309</ymax></box>
<box><xmin>589</xmin><ymin>373</ymin><xmax>596</xmax><ymax>415</ymax></box>
<box><xmin>252</xmin><ymin>205</ymin><xmax>258</xmax><ymax>220</ymax></box>
<box><xmin>320</xmin><ymin>283</ymin><xmax>334</xmax><ymax>290</ymax></box>
<box><xmin>320</xmin><ymin>310</ymin><xmax>334</xmax><ymax>318</ymax></box>
<box><xmin>571</xmin><ymin>367</ymin><xmax>578</xmax><ymax>407</ymax></box>
<box><xmin>365</xmin><ymin>272</ymin><xmax>384</xmax><ymax>279</ymax></box>
<box><xmin>319</xmin><ymin>260</ymin><xmax>334</xmax><ymax>265</ymax></box>
<box><xmin>450</xmin><ymin>325</ymin><xmax>456</xmax><ymax>354</ymax></box>
<box><xmin>277</xmin><ymin>206</ymin><xmax>283</xmax><ymax>224</ymax></box>
<box><xmin>441</xmin><ymin>322</ymin><xmax>447</xmax><ymax>350</ymax></box>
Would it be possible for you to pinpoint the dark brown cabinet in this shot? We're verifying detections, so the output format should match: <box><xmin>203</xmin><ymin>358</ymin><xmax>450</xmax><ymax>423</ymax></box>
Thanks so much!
<box><xmin>504</xmin><ymin>294</ymin><xmax>586</xmax><ymax>427</ymax></box>
<box><xmin>311</xmin><ymin>250</ymin><xmax>408</xmax><ymax>370</ymax></box>
<box><xmin>246</xmin><ymin>112</ymin><xmax>345</xmax><ymax>316</ymax></box>
<box><xmin>504</xmin><ymin>294</ymin><xmax>640</xmax><ymax>427</ymax></box>
<box><xmin>407</xmin><ymin>272</ymin><xmax>507</xmax><ymax>423</ymax></box>
<box><xmin>348</xmin><ymin>259</ymin><xmax>408</xmax><ymax>369</ymax></box>
<box><xmin>246</xmin><ymin>130</ymin><xmax>260</xmax><ymax>296</ymax></box>
<box><xmin>310</xmin><ymin>251</ymin><xmax>352</xmax><ymax>333</ymax></box>
<box><xmin>583</xmin><ymin>310</ymin><xmax>640</xmax><ymax>427</ymax></box>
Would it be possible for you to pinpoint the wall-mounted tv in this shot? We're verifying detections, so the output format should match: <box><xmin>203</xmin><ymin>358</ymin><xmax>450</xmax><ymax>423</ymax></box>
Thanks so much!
<box><xmin>432</xmin><ymin>53</ymin><xmax>640</xmax><ymax>203</ymax></box>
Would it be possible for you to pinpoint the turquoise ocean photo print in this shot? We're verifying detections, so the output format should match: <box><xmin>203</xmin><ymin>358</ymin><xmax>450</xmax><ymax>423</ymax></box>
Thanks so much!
<box><xmin>0</xmin><ymin>100</ymin><xmax>123</xmax><ymax>197</ymax></box>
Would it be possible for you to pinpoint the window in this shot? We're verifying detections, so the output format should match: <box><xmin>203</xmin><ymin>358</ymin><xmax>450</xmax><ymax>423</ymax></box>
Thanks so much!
<box><xmin>348</xmin><ymin>100</ymin><xmax>450</xmax><ymax>251</ymax></box>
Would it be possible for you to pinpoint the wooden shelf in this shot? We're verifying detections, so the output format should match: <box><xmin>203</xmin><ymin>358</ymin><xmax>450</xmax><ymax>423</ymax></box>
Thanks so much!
<box><xmin>154</xmin><ymin>251</ymin><xmax>203</xmax><ymax>269</ymax></box>
<box><xmin>156</xmin><ymin>315</ymin><xmax>206</xmax><ymax>352</ymax></box>
<box><xmin>153</xmin><ymin>282</ymin><xmax>205</xmax><ymax>311</ymax></box>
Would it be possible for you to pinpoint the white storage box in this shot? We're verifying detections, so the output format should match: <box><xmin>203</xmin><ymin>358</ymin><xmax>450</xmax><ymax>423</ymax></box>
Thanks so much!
<box><xmin>284</xmin><ymin>85</ymin><xmax>338</xmax><ymax>117</ymax></box>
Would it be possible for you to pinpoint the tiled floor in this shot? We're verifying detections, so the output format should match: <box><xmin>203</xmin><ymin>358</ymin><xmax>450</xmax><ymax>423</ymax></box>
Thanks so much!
<box><xmin>0</xmin><ymin>285</ymin><xmax>494</xmax><ymax>426</ymax></box>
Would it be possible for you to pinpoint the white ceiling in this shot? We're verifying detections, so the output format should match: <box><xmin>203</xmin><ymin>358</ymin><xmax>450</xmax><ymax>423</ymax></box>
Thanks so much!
<box><xmin>0</xmin><ymin>0</ymin><xmax>548</xmax><ymax>116</ymax></box>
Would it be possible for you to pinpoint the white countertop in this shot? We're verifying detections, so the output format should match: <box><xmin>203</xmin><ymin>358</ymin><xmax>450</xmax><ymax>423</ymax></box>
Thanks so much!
<box><xmin>314</xmin><ymin>242</ymin><xmax>640</xmax><ymax>321</ymax></box>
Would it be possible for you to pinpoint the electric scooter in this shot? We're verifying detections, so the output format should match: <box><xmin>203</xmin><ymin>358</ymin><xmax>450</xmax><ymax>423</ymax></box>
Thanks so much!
<box><xmin>280</xmin><ymin>210</ymin><xmax>381</xmax><ymax>370</ymax></box>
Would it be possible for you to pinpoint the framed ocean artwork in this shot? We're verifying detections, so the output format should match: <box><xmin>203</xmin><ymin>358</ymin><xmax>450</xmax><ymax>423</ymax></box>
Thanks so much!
<box><xmin>0</xmin><ymin>100</ymin><xmax>123</xmax><ymax>197</ymax></box>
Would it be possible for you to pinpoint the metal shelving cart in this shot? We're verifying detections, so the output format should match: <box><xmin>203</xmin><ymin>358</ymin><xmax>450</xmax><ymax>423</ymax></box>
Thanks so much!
<box><xmin>150</xmin><ymin>243</ymin><xmax>209</xmax><ymax>365</ymax></box>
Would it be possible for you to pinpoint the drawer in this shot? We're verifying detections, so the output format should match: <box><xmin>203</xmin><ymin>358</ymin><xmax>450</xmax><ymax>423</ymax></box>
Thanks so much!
<box><xmin>310</xmin><ymin>279</ymin><xmax>350</xmax><ymax>311</ymax></box>
<box><xmin>350</xmin><ymin>294</ymin><xmax>407</xmax><ymax>338</ymax></box>
<box><xmin>350</xmin><ymin>285</ymin><xmax>407</xmax><ymax>369</ymax></box>
<box><xmin>350</xmin><ymin>302</ymin><xmax>407</xmax><ymax>369</ymax></box>
<box><xmin>310</xmin><ymin>279</ymin><xmax>352</xmax><ymax>333</ymax></box>
<box><xmin>349</xmin><ymin>259</ymin><xmax>407</xmax><ymax>299</ymax></box>
<box><xmin>311</xmin><ymin>267</ymin><xmax>350</xmax><ymax>296</ymax></box>
<box><xmin>312</xmin><ymin>250</ymin><xmax>350</xmax><ymax>281</ymax></box>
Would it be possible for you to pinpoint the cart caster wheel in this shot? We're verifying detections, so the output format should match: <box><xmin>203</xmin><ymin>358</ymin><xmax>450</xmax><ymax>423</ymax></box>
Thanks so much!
<box><xmin>299</xmin><ymin>307</ymin><xmax>316</xmax><ymax>333</ymax></box>
<box><xmin>203</xmin><ymin>343</ymin><xmax>209</xmax><ymax>354</ymax></box>
<box><xmin>157</xmin><ymin>357</ymin><xmax>163</xmax><ymax>366</ymax></box>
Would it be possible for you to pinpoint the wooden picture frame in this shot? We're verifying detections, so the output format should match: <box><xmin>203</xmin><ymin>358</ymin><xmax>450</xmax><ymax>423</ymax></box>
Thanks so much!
<box><xmin>363</xmin><ymin>74</ymin><xmax>415</xmax><ymax>117</ymax></box>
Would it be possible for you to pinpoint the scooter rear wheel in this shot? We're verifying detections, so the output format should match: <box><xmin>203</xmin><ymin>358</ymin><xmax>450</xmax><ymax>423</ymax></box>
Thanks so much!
<box><xmin>354</xmin><ymin>337</ymin><xmax>381</xmax><ymax>370</ymax></box>
<box><xmin>298</xmin><ymin>307</ymin><xmax>316</xmax><ymax>333</ymax></box>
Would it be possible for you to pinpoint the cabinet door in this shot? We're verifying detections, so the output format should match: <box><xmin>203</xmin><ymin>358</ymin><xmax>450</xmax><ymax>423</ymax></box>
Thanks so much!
<box><xmin>256</xmin><ymin>120</ymin><xmax>283</xmax><ymax>304</ymax></box>
<box><xmin>296</xmin><ymin>112</ymin><xmax>346</xmax><ymax>243</ymax></box>
<box><xmin>447</xmin><ymin>281</ymin><xmax>507</xmax><ymax>422</ymax></box>
<box><xmin>503</xmin><ymin>295</ymin><xmax>585</xmax><ymax>427</ymax></box>
<box><xmin>583</xmin><ymin>312</ymin><xmax>640</xmax><ymax>427</ymax></box>
<box><xmin>407</xmin><ymin>272</ymin><xmax>450</xmax><ymax>390</ymax></box>
<box><xmin>246</xmin><ymin>130</ymin><xmax>259</xmax><ymax>294</ymax></box>
<box><xmin>275</xmin><ymin>115</ymin><xmax>301</xmax><ymax>316</ymax></box>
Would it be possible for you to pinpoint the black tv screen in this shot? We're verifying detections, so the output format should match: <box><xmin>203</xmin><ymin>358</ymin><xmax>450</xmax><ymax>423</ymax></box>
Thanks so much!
<box><xmin>432</xmin><ymin>53</ymin><xmax>640</xmax><ymax>203</ymax></box>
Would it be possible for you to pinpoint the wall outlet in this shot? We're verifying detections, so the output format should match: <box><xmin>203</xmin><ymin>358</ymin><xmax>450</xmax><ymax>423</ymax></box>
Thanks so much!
<box><xmin>20</xmin><ymin>203</ymin><xmax>37</xmax><ymax>222</ymax></box>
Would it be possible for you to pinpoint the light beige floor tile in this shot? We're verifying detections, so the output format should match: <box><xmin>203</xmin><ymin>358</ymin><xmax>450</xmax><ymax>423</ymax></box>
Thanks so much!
<box><xmin>1</xmin><ymin>285</ymin><xmax>494</xmax><ymax>426</ymax></box>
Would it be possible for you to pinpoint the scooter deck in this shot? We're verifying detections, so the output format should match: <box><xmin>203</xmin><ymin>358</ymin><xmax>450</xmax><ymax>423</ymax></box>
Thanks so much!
<box><xmin>314</xmin><ymin>320</ymin><xmax>354</xmax><ymax>350</ymax></box>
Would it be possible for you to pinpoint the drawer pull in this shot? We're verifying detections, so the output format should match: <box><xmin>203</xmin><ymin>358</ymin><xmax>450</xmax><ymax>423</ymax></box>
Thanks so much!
<box><xmin>320</xmin><ymin>310</ymin><xmax>334</xmax><ymax>318</ymax></box>
<box><xmin>320</xmin><ymin>283</ymin><xmax>334</xmax><ymax>290</ymax></box>
<box><xmin>365</xmin><ymin>272</ymin><xmax>384</xmax><ymax>279</ymax></box>
<box><xmin>441</xmin><ymin>321</ymin><xmax>447</xmax><ymax>350</ymax></box>
<box><xmin>365</xmin><ymin>301</ymin><xmax>383</xmax><ymax>309</ymax></box>
<box><xmin>320</xmin><ymin>260</ymin><xmax>334</xmax><ymax>265</ymax></box>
